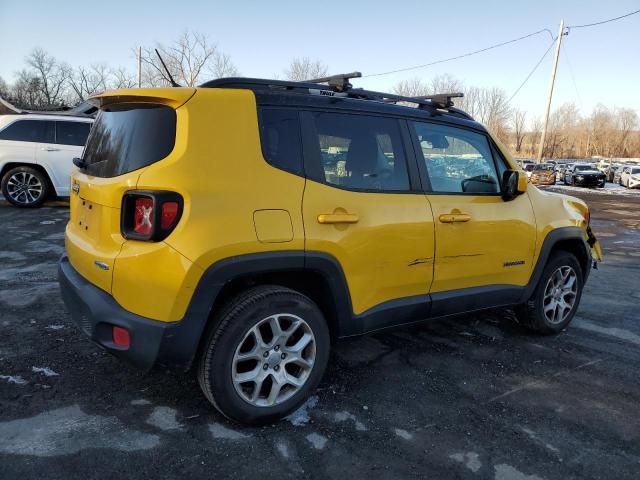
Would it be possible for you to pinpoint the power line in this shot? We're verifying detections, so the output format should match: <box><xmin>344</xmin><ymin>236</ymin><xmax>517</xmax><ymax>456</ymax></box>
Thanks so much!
<box><xmin>567</xmin><ymin>8</ymin><xmax>640</xmax><ymax>29</ymax></box>
<box><xmin>363</xmin><ymin>28</ymin><xmax>554</xmax><ymax>78</ymax></box>
<box><xmin>561</xmin><ymin>39</ymin><xmax>583</xmax><ymax>110</ymax></box>
<box><xmin>507</xmin><ymin>39</ymin><xmax>556</xmax><ymax>103</ymax></box>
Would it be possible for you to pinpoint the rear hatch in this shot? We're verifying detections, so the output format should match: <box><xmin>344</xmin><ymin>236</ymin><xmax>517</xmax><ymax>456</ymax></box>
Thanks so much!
<box><xmin>66</xmin><ymin>88</ymin><xmax>195</xmax><ymax>293</ymax></box>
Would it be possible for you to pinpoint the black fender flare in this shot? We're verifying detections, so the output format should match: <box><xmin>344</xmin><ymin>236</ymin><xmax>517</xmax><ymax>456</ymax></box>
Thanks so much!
<box><xmin>521</xmin><ymin>226</ymin><xmax>592</xmax><ymax>302</ymax></box>
<box><xmin>160</xmin><ymin>251</ymin><xmax>352</xmax><ymax>369</ymax></box>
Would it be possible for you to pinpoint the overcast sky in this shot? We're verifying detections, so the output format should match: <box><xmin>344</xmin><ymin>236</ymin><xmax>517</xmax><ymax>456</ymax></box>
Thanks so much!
<box><xmin>1</xmin><ymin>0</ymin><xmax>638</xmax><ymax>120</ymax></box>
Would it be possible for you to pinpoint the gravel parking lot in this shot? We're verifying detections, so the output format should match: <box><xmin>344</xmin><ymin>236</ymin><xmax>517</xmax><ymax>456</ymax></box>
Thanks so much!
<box><xmin>1</xmin><ymin>185</ymin><xmax>639</xmax><ymax>480</ymax></box>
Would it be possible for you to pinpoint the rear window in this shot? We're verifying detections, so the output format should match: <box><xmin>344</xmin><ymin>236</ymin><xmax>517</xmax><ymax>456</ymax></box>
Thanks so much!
<box><xmin>81</xmin><ymin>104</ymin><xmax>176</xmax><ymax>178</ymax></box>
<box><xmin>56</xmin><ymin>121</ymin><xmax>91</xmax><ymax>146</ymax></box>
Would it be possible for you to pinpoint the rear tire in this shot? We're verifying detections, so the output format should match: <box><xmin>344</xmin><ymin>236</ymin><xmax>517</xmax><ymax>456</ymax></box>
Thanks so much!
<box><xmin>515</xmin><ymin>251</ymin><xmax>583</xmax><ymax>335</ymax></box>
<box><xmin>197</xmin><ymin>285</ymin><xmax>330</xmax><ymax>425</ymax></box>
<box><xmin>1</xmin><ymin>166</ymin><xmax>49</xmax><ymax>208</ymax></box>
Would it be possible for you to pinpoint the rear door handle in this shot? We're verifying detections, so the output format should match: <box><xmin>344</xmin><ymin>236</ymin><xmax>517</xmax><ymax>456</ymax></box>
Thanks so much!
<box><xmin>439</xmin><ymin>213</ymin><xmax>471</xmax><ymax>223</ymax></box>
<box><xmin>317</xmin><ymin>213</ymin><xmax>359</xmax><ymax>224</ymax></box>
<box><xmin>41</xmin><ymin>147</ymin><xmax>60</xmax><ymax>152</ymax></box>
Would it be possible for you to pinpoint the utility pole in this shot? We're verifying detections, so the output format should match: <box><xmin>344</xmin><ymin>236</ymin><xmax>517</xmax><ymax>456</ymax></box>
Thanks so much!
<box><xmin>537</xmin><ymin>19</ymin><xmax>565</xmax><ymax>163</ymax></box>
<box><xmin>137</xmin><ymin>46</ymin><xmax>142</xmax><ymax>88</ymax></box>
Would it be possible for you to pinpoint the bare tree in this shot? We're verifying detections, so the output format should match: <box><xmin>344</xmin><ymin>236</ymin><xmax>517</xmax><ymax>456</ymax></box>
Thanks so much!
<box><xmin>393</xmin><ymin>74</ymin><xmax>463</xmax><ymax>98</ymax></box>
<box><xmin>68</xmin><ymin>63</ymin><xmax>110</xmax><ymax>103</ymax></box>
<box><xmin>110</xmin><ymin>67</ymin><xmax>137</xmax><ymax>89</ymax></box>
<box><xmin>139</xmin><ymin>30</ymin><xmax>238</xmax><ymax>87</ymax></box>
<box><xmin>512</xmin><ymin>109</ymin><xmax>527</xmax><ymax>153</ymax></box>
<box><xmin>284</xmin><ymin>57</ymin><xmax>328</xmax><ymax>81</ymax></box>
<box><xmin>393</xmin><ymin>78</ymin><xmax>429</xmax><ymax>97</ymax></box>
<box><xmin>0</xmin><ymin>76</ymin><xmax>9</xmax><ymax>99</ymax></box>
<box><xmin>25</xmin><ymin>48</ymin><xmax>70</xmax><ymax>107</ymax></box>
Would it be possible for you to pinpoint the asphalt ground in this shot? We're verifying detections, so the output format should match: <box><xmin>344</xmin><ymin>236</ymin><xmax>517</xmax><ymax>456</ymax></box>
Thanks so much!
<box><xmin>0</xmin><ymin>184</ymin><xmax>639</xmax><ymax>480</ymax></box>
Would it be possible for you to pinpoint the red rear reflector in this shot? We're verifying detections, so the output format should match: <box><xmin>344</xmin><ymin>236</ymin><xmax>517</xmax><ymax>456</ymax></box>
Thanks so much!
<box><xmin>134</xmin><ymin>197</ymin><xmax>154</xmax><ymax>236</ymax></box>
<box><xmin>112</xmin><ymin>326</ymin><xmax>130</xmax><ymax>348</ymax></box>
<box><xmin>161</xmin><ymin>201</ymin><xmax>179</xmax><ymax>229</ymax></box>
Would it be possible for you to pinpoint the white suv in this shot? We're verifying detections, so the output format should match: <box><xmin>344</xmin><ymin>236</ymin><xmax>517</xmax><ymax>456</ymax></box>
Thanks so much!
<box><xmin>0</xmin><ymin>114</ymin><xmax>93</xmax><ymax>207</ymax></box>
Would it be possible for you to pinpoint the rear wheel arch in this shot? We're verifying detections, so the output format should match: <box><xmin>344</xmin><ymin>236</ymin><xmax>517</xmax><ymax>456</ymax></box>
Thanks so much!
<box><xmin>191</xmin><ymin>252</ymin><xmax>353</xmax><ymax>367</ymax></box>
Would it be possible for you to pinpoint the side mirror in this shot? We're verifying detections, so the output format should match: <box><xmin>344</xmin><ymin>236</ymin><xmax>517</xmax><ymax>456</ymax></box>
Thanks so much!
<box><xmin>502</xmin><ymin>169</ymin><xmax>527</xmax><ymax>200</ymax></box>
<box><xmin>73</xmin><ymin>157</ymin><xmax>86</xmax><ymax>169</ymax></box>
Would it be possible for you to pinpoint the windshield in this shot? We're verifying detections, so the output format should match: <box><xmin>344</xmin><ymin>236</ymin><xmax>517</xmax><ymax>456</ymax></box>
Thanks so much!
<box><xmin>534</xmin><ymin>164</ymin><xmax>553</xmax><ymax>170</ymax></box>
<box><xmin>574</xmin><ymin>165</ymin><xmax>595</xmax><ymax>171</ymax></box>
<box><xmin>81</xmin><ymin>103</ymin><xmax>176</xmax><ymax>178</ymax></box>
<box><xmin>632</xmin><ymin>168</ymin><xmax>640</xmax><ymax>175</ymax></box>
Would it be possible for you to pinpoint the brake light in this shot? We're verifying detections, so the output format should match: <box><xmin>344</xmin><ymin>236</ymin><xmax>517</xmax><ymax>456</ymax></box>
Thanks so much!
<box><xmin>121</xmin><ymin>191</ymin><xmax>183</xmax><ymax>241</ymax></box>
<box><xmin>584</xmin><ymin>207</ymin><xmax>590</xmax><ymax>225</ymax></box>
<box><xmin>161</xmin><ymin>201</ymin><xmax>179</xmax><ymax>229</ymax></box>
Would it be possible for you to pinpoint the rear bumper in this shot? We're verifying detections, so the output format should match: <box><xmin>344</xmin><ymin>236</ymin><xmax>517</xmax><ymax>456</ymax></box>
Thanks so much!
<box><xmin>58</xmin><ymin>255</ymin><xmax>197</xmax><ymax>371</ymax></box>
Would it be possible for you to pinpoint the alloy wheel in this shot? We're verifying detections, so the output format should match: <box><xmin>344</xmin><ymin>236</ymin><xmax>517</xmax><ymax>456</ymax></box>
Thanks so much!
<box><xmin>231</xmin><ymin>313</ymin><xmax>316</xmax><ymax>407</ymax></box>
<box><xmin>543</xmin><ymin>266</ymin><xmax>578</xmax><ymax>324</ymax></box>
<box><xmin>6</xmin><ymin>171</ymin><xmax>43</xmax><ymax>205</ymax></box>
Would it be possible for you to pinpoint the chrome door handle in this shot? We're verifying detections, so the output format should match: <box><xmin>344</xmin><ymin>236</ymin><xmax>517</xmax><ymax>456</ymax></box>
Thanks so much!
<box><xmin>317</xmin><ymin>213</ymin><xmax>359</xmax><ymax>224</ymax></box>
<box><xmin>439</xmin><ymin>213</ymin><xmax>471</xmax><ymax>223</ymax></box>
<box><xmin>41</xmin><ymin>147</ymin><xmax>60</xmax><ymax>152</ymax></box>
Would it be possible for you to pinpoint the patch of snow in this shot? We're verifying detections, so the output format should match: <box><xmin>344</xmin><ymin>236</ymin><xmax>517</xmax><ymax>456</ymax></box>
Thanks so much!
<box><xmin>286</xmin><ymin>395</ymin><xmax>318</xmax><ymax>426</ymax></box>
<box><xmin>32</xmin><ymin>366</ymin><xmax>59</xmax><ymax>377</ymax></box>
<box><xmin>0</xmin><ymin>375</ymin><xmax>27</xmax><ymax>385</ymax></box>
<box><xmin>209</xmin><ymin>423</ymin><xmax>250</xmax><ymax>440</ymax></box>
<box><xmin>130</xmin><ymin>399</ymin><xmax>152</xmax><ymax>406</ymax></box>
<box><xmin>334</xmin><ymin>411</ymin><xmax>367</xmax><ymax>431</ymax></box>
<box><xmin>145</xmin><ymin>406</ymin><xmax>183</xmax><ymax>431</ymax></box>
<box><xmin>46</xmin><ymin>325</ymin><xmax>65</xmax><ymax>330</ymax></box>
<box><xmin>305</xmin><ymin>432</ymin><xmax>328</xmax><ymax>450</ymax></box>
<box><xmin>0</xmin><ymin>405</ymin><xmax>159</xmax><ymax>456</ymax></box>
<box><xmin>450</xmin><ymin>452</ymin><xmax>482</xmax><ymax>473</ymax></box>
<box><xmin>494</xmin><ymin>464</ymin><xmax>545</xmax><ymax>480</ymax></box>
<box><xmin>394</xmin><ymin>428</ymin><xmax>413</xmax><ymax>440</ymax></box>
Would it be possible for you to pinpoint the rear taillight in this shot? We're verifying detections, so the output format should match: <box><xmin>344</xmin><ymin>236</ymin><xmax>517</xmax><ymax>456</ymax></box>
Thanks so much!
<box><xmin>121</xmin><ymin>191</ymin><xmax>183</xmax><ymax>241</ymax></box>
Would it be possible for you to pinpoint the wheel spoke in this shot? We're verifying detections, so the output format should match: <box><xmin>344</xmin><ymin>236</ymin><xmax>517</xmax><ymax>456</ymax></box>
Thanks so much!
<box><xmin>284</xmin><ymin>372</ymin><xmax>306</xmax><ymax>387</ymax></box>
<box><xmin>266</xmin><ymin>376</ymin><xmax>283</xmax><ymax>405</ymax></box>
<box><xmin>285</xmin><ymin>332</ymin><xmax>313</xmax><ymax>354</ymax></box>
<box><xmin>287</xmin><ymin>356</ymin><xmax>313</xmax><ymax>370</ymax></box>
<box><xmin>269</xmin><ymin>316</ymin><xmax>283</xmax><ymax>339</ymax></box>
<box><xmin>233</xmin><ymin>367</ymin><xmax>260</xmax><ymax>384</ymax></box>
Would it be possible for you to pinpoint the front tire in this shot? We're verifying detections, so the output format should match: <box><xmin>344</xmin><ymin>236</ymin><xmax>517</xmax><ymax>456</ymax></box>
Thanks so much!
<box><xmin>197</xmin><ymin>286</ymin><xmax>330</xmax><ymax>425</ymax></box>
<box><xmin>516</xmin><ymin>251</ymin><xmax>583</xmax><ymax>335</ymax></box>
<box><xmin>1</xmin><ymin>166</ymin><xmax>49</xmax><ymax>208</ymax></box>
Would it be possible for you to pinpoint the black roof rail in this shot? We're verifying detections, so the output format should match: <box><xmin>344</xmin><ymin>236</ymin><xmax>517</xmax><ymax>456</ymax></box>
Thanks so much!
<box><xmin>200</xmin><ymin>76</ymin><xmax>473</xmax><ymax>120</ymax></box>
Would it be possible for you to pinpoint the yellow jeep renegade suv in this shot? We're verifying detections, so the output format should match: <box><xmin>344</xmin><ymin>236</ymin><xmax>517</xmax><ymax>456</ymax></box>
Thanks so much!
<box><xmin>58</xmin><ymin>74</ymin><xmax>602</xmax><ymax>424</ymax></box>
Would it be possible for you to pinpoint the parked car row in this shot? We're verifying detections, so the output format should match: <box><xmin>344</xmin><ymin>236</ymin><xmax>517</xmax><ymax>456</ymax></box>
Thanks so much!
<box><xmin>514</xmin><ymin>158</ymin><xmax>640</xmax><ymax>190</ymax></box>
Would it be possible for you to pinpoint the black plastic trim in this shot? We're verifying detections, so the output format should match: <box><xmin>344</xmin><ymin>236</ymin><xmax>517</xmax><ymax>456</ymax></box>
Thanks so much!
<box><xmin>59</xmin><ymin>227</ymin><xmax>592</xmax><ymax>371</ymax></box>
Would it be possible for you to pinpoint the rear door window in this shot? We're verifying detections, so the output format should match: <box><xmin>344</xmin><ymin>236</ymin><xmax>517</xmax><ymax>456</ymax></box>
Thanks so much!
<box><xmin>0</xmin><ymin>120</ymin><xmax>55</xmax><ymax>143</ymax></box>
<box><xmin>305</xmin><ymin>112</ymin><xmax>410</xmax><ymax>192</ymax></box>
<box><xmin>56</xmin><ymin>121</ymin><xmax>91</xmax><ymax>146</ymax></box>
<box><xmin>81</xmin><ymin>104</ymin><xmax>176</xmax><ymax>178</ymax></box>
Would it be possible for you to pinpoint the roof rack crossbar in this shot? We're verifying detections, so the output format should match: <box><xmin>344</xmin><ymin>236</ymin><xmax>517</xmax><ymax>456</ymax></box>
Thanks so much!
<box><xmin>410</xmin><ymin>92</ymin><xmax>464</xmax><ymax>109</ymax></box>
<box><xmin>304</xmin><ymin>71</ymin><xmax>362</xmax><ymax>92</ymax></box>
